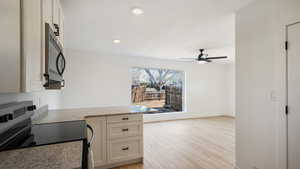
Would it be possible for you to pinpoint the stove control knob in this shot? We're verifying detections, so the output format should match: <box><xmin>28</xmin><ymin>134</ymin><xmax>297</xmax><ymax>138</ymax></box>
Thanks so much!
<box><xmin>0</xmin><ymin>113</ymin><xmax>13</xmax><ymax>123</ymax></box>
<box><xmin>27</xmin><ymin>105</ymin><xmax>37</xmax><ymax>111</ymax></box>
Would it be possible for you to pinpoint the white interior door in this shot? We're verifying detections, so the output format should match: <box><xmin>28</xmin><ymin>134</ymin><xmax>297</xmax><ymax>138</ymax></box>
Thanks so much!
<box><xmin>287</xmin><ymin>22</ymin><xmax>300</xmax><ymax>169</ymax></box>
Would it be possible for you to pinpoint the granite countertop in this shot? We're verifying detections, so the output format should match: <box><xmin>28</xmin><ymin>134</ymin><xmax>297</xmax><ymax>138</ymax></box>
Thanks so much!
<box><xmin>35</xmin><ymin>105</ymin><xmax>156</xmax><ymax>124</ymax></box>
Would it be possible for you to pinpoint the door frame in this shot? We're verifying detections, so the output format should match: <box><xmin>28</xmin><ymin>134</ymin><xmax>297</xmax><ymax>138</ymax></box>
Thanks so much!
<box><xmin>285</xmin><ymin>21</ymin><xmax>300</xmax><ymax>169</ymax></box>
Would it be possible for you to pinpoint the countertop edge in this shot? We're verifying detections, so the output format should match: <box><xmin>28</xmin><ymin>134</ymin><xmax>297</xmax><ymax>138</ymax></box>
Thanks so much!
<box><xmin>35</xmin><ymin>106</ymin><xmax>151</xmax><ymax>124</ymax></box>
<box><xmin>84</xmin><ymin>111</ymin><xmax>144</xmax><ymax>118</ymax></box>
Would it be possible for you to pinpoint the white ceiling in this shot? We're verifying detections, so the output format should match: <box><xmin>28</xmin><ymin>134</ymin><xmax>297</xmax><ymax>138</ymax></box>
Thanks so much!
<box><xmin>61</xmin><ymin>0</ymin><xmax>253</xmax><ymax>61</ymax></box>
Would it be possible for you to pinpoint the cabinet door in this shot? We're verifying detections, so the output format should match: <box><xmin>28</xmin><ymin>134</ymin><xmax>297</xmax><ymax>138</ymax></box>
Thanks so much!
<box><xmin>52</xmin><ymin>0</ymin><xmax>59</xmax><ymax>27</ymax></box>
<box><xmin>41</xmin><ymin>0</ymin><xmax>54</xmax><ymax>89</ymax></box>
<box><xmin>107</xmin><ymin>137</ymin><xmax>143</xmax><ymax>164</ymax></box>
<box><xmin>52</xmin><ymin>0</ymin><xmax>64</xmax><ymax>45</ymax></box>
<box><xmin>58</xmin><ymin>3</ymin><xmax>64</xmax><ymax>46</ymax></box>
<box><xmin>42</xmin><ymin>0</ymin><xmax>53</xmax><ymax>28</ymax></box>
<box><xmin>0</xmin><ymin>0</ymin><xmax>21</xmax><ymax>93</ymax></box>
<box><xmin>86</xmin><ymin>117</ymin><xmax>107</xmax><ymax>167</ymax></box>
<box><xmin>287</xmin><ymin>22</ymin><xmax>300</xmax><ymax>169</ymax></box>
<box><xmin>22</xmin><ymin>0</ymin><xmax>44</xmax><ymax>92</ymax></box>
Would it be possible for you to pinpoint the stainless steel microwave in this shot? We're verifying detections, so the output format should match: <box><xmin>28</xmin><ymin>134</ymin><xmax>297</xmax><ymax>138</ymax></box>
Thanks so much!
<box><xmin>44</xmin><ymin>23</ymin><xmax>65</xmax><ymax>89</ymax></box>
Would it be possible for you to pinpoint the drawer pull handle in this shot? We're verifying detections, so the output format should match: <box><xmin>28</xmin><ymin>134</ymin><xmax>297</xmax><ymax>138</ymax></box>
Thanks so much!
<box><xmin>122</xmin><ymin>128</ymin><xmax>129</xmax><ymax>132</ymax></box>
<box><xmin>122</xmin><ymin>147</ymin><xmax>129</xmax><ymax>151</ymax></box>
<box><xmin>122</xmin><ymin>117</ymin><xmax>129</xmax><ymax>120</ymax></box>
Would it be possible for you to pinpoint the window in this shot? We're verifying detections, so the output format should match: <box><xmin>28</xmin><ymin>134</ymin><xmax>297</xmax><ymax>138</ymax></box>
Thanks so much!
<box><xmin>131</xmin><ymin>67</ymin><xmax>184</xmax><ymax>113</ymax></box>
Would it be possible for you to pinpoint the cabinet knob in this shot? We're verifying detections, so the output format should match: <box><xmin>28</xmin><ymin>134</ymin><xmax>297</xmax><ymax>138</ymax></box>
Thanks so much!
<box><xmin>122</xmin><ymin>117</ymin><xmax>129</xmax><ymax>120</ymax></box>
<box><xmin>122</xmin><ymin>128</ymin><xmax>129</xmax><ymax>132</ymax></box>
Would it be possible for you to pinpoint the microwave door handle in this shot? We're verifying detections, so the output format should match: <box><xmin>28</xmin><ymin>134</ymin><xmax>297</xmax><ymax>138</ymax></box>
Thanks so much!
<box><xmin>56</xmin><ymin>52</ymin><xmax>62</xmax><ymax>75</ymax></box>
<box><xmin>60</xmin><ymin>52</ymin><xmax>66</xmax><ymax>75</ymax></box>
<box><xmin>56</xmin><ymin>52</ymin><xmax>66</xmax><ymax>76</ymax></box>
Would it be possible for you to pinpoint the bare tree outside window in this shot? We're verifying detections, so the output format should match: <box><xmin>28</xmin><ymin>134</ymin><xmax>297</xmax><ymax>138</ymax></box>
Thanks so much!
<box><xmin>131</xmin><ymin>67</ymin><xmax>184</xmax><ymax>113</ymax></box>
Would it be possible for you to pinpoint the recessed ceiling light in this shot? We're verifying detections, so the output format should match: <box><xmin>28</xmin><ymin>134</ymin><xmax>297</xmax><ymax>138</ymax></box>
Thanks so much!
<box><xmin>113</xmin><ymin>39</ymin><xmax>121</xmax><ymax>44</ymax></box>
<box><xmin>131</xmin><ymin>7</ymin><xmax>144</xmax><ymax>15</ymax></box>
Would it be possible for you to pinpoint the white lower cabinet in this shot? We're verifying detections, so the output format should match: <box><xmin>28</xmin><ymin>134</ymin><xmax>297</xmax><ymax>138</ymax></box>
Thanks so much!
<box><xmin>85</xmin><ymin>117</ymin><xmax>107</xmax><ymax>167</ymax></box>
<box><xmin>107</xmin><ymin>137</ymin><xmax>143</xmax><ymax>164</ymax></box>
<box><xmin>86</xmin><ymin>114</ymin><xmax>143</xmax><ymax>168</ymax></box>
<box><xmin>107</xmin><ymin>122</ymin><xmax>143</xmax><ymax>139</ymax></box>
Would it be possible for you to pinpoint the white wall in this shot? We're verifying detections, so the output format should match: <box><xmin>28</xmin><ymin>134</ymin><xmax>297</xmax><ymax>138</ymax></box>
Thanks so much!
<box><xmin>60</xmin><ymin>49</ymin><xmax>233</xmax><ymax>118</ymax></box>
<box><xmin>0</xmin><ymin>90</ymin><xmax>62</xmax><ymax>110</ymax></box>
<box><xmin>236</xmin><ymin>0</ymin><xmax>300</xmax><ymax>169</ymax></box>
<box><xmin>207</xmin><ymin>47</ymin><xmax>236</xmax><ymax>117</ymax></box>
<box><xmin>225</xmin><ymin>63</ymin><xmax>235</xmax><ymax>116</ymax></box>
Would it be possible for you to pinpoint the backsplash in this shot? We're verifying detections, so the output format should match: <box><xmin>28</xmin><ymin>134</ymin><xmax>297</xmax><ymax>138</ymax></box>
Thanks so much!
<box><xmin>31</xmin><ymin>105</ymin><xmax>49</xmax><ymax>123</ymax></box>
<box><xmin>0</xmin><ymin>90</ymin><xmax>62</xmax><ymax>110</ymax></box>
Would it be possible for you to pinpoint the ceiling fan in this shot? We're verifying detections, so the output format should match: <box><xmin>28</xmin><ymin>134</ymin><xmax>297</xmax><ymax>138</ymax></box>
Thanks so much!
<box><xmin>179</xmin><ymin>49</ymin><xmax>228</xmax><ymax>63</ymax></box>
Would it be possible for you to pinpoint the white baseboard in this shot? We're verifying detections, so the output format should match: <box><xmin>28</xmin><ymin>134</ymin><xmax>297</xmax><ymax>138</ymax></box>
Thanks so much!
<box><xmin>143</xmin><ymin>112</ymin><xmax>225</xmax><ymax>123</ymax></box>
<box><xmin>222</xmin><ymin>114</ymin><xmax>236</xmax><ymax>118</ymax></box>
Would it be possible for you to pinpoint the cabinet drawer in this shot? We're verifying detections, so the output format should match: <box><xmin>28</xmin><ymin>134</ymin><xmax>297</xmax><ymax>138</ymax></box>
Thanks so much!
<box><xmin>107</xmin><ymin>137</ymin><xmax>143</xmax><ymax>163</ymax></box>
<box><xmin>107</xmin><ymin>114</ymin><xmax>142</xmax><ymax>123</ymax></box>
<box><xmin>107</xmin><ymin>122</ymin><xmax>142</xmax><ymax>139</ymax></box>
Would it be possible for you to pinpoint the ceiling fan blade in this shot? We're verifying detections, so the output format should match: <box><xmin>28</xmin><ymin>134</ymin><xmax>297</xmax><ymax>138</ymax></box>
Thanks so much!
<box><xmin>206</xmin><ymin>56</ymin><xmax>228</xmax><ymax>60</ymax></box>
<box><xmin>177</xmin><ymin>58</ymin><xmax>198</xmax><ymax>62</ymax></box>
<box><xmin>205</xmin><ymin>59</ymin><xmax>212</xmax><ymax>62</ymax></box>
<box><xmin>178</xmin><ymin>60</ymin><xmax>197</xmax><ymax>62</ymax></box>
<box><xmin>176</xmin><ymin>58</ymin><xmax>197</xmax><ymax>62</ymax></box>
<box><xmin>178</xmin><ymin>58</ymin><xmax>198</xmax><ymax>60</ymax></box>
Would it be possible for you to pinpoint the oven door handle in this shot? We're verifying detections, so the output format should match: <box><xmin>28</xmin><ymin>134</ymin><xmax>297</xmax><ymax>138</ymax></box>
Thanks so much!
<box><xmin>86</xmin><ymin>124</ymin><xmax>94</xmax><ymax>148</ymax></box>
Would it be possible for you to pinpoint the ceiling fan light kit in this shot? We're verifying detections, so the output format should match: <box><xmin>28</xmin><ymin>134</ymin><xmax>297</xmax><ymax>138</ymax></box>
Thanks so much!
<box><xmin>197</xmin><ymin>61</ymin><xmax>206</xmax><ymax>64</ymax></box>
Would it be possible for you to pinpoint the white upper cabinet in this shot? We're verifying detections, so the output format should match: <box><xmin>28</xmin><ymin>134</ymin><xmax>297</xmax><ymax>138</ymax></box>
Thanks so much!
<box><xmin>0</xmin><ymin>0</ymin><xmax>65</xmax><ymax>93</ymax></box>
<box><xmin>0</xmin><ymin>0</ymin><xmax>21</xmax><ymax>93</ymax></box>
<box><xmin>58</xmin><ymin>3</ymin><xmax>64</xmax><ymax>46</ymax></box>
<box><xmin>52</xmin><ymin>0</ymin><xmax>60</xmax><ymax>27</ymax></box>
<box><xmin>22</xmin><ymin>0</ymin><xmax>44</xmax><ymax>92</ymax></box>
<box><xmin>42</xmin><ymin>0</ymin><xmax>53</xmax><ymax>29</ymax></box>
<box><xmin>52</xmin><ymin>0</ymin><xmax>64</xmax><ymax>46</ymax></box>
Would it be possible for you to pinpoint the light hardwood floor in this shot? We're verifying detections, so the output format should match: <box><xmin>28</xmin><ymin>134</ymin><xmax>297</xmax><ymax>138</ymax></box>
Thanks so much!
<box><xmin>110</xmin><ymin>117</ymin><xmax>235</xmax><ymax>169</ymax></box>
